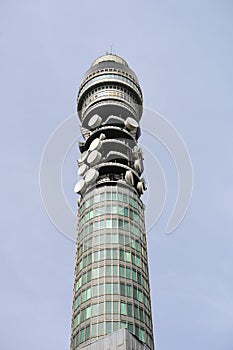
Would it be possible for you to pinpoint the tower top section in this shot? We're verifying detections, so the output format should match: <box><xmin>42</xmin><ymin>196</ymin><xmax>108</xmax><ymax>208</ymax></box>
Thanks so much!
<box><xmin>77</xmin><ymin>54</ymin><xmax>143</xmax><ymax>124</ymax></box>
<box><xmin>91</xmin><ymin>54</ymin><xmax>129</xmax><ymax>67</ymax></box>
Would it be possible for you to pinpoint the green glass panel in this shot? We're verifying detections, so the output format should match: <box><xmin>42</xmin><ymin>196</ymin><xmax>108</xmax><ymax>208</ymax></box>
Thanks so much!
<box><xmin>92</xmin><ymin>324</ymin><xmax>97</xmax><ymax>337</ymax></box>
<box><xmin>106</xmin><ymin>301</ymin><xmax>112</xmax><ymax>313</ymax></box>
<box><xmin>106</xmin><ymin>219</ymin><xmax>112</xmax><ymax>228</ymax></box>
<box><xmin>82</xmin><ymin>290</ymin><xmax>86</xmax><ymax>302</ymax></box>
<box><xmin>93</xmin><ymin>285</ymin><xmax>98</xmax><ymax>297</ymax></box>
<box><xmin>98</xmin><ymin>322</ymin><xmax>104</xmax><ymax>336</ymax></box>
<box><xmin>99</xmin><ymin>266</ymin><xmax>104</xmax><ymax>277</ymax></box>
<box><xmin>139</xmin><ymin>308</ymin><xmax>144</xmax><ymax>321</ymax></box>
<box><xmin>120</xmin><ymin>302</ymin><xmax>127</xmax><ymax>315</ymax></box>
<box><xmin>112</xmin><ymin>321</ymin><xmax>118</xmax><ymax>332</ymax></box>
<box><xmin>112</xmin><ymin>249</ymin><xmax>118</xmax><ymax>259</ymax></box>
<box><xmin>92</xmin><ymin>304</ymin><xmax>98</xmax><ymax>316</ymax></box>
<box><xmin>106</xmin><ymin>321</ymin><xmax>112</xmax><ymax>334</ymax></box>
<box><xmin>93</xmin><ymin>267</ymin><xmax>99</xmax><ymax>279</ymax></box>
<box><xmin>106</xmin><ymin>265</ymin><xmax>111</xmax><ymax>276</ymax></box>
<box><xmin>135</xmin><ymin>325</ymin><xmax>139</xmax><ymax>338</ymax></box>
<box><xmin>120</xmin><ymin>321</ymin><xmax>127</xmax><ymax>329</ymax></box>
<box><xmin>100</xmin><ymin>250</ymin><xmax>104</xmax><ymax>260</ymax></box>
<box><xmin>120</xmin><ymin>283</ymin><xmax>125</xmax><ymax>296</ymax></box>
<box><xmin>106</xmin><ymin>249</ymin><xmax>111</xmax><ymax>259</ymax></box>
<box><xmin>138</xmin><ymin>290</ymin><xmax>143</xmax><ymax>302</ymax></box>
<box><xmin>112</xmin><ymin>219</ymin><xmax>117</xmax><ymax>228</ymax></box>
<box><xmin>118</xmin><ymin>206</ymin><xmax>123</xmax><ymax>215</ymax></box>
<box><xmin>128</xmin><ymin>323</ymin><xmax>133</xmax><ymax>333</ymax></box>
<box><xmin>132</xmin><ymin>269</ymin><xmax>137</xmax><ymax>281</ymax></box>
<box><xmin>86</xmin><ymin>287</ymin><xmax>91</xmax><ymax>300</ymax></box>
<box><xmin>86</xmin><ymin>306</ymin><xmax>91</xmax><ymax>319</ymax></box>
<box><xmin>127</xmin><ymin>303</ymin><xmax>132</xmax><ymax>317</ymax></box>
<box><xmin>106</xmin><ymin>283</ymin><xmax>112</xmax><ymax>294</ymax></box>
<box><xmin>126</xmin><ymin>267</ymin><xmax>131</xmax><ymax>279</ymax></box>
<box><xmin>113</xmin><ymin>265</ymin><xmax>118</xmax><ymax>276</ymax></box>
<box><xmin>113</xmin><ymin>301</ymin><xmax>118</xmax><ymax>314</ymax></box>
<box><xmin>125</xmin><ymin>251</ymin><xmax>131</xmax><ymax>262</ymax></box>
<box><xmin>112</xmin><ymin>234</ymin><xmax>118</xmax><ymax>244</ymax></box>
<box><xmin>99</xmin><ymin>284</ymin><xmax>104</xmax><ymax>295</ymax></box>
<box><xmin>86</xmin><ymin>325</ymin><xmax>90</xmax><ymax>340</ymax></box>
<box><xmin>126</xmin><ymin>285</ymin><xmax>132</xmax><ymax>297</ymax></box>
<box><xmin>120</xmin><ymin>266</ymin><xmax>125</xmax><ymax>277</ymax></box>
<box><xmin>113</xmin><ymin>283</ymin><xmax>118</xmax><ymax>294</ymax></box>
<box><xmin>80</xmin><ymin>329</ymin><xmax>85</xmax><ymax>343</ymax></box>
<box><xmin>134</xmin><ymin>305</ymin><xmax>139</xmax><ymax>319</ymax></box>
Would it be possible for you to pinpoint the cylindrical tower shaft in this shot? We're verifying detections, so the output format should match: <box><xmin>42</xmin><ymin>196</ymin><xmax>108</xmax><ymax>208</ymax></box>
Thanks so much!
<box><xmin>71</xmin><ymin>54</ymin><xmax>154</xmax><ymax>350</ymax></box>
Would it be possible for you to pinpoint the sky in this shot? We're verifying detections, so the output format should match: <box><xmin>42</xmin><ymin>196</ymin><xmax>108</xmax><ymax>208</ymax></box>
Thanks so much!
<box><xmin>1</xmin><ymin>1</ymin><xmax>233</xmax><ymax>349</ymax></box>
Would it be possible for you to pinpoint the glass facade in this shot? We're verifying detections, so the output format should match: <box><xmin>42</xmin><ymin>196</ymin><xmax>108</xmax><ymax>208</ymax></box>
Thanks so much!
<box><xmin>71</xmin><ymin>186</ymin><xmax>154</xmax><ymax>349</ymax></box>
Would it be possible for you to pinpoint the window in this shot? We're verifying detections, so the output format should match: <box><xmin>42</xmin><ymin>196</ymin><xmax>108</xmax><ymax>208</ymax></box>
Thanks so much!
<box><xmin>139</xmin><ymin>308</ymin><xmax>144</xmax><ymax>322</ymax></box>
<box><xmin>128</xmin><ymin>323</ymin><xmax>133</xmax><ymax>333</ymax></box>
<box><xmin>93</xmin><ymin>285</ymin><xmax>98</xmax><ymax>297</ymax></box>
<box><xmin>112</xmin><ymin>249</ymin><xmax>118</xmax><ymax>259</ymax></box>
<box><xmin>113</xmin><ymin>283</ymin><xmax>118</xmax><ymax>294</ymax></box>
<box><xmin>98</xmin><ymin>322</ymin><xmax>104</xmax><ymax>336</ymax></box>
<box><xmin>85</xmin><ymin>325</ymin><xmax>90</xmax><ymax>340</ymax></box>
<box><xmin>86</xmin><ymin>306</ymin><xmax>91</xmax><ymax>319</ymax></box>
<box><xmin>106</xmin><ymin>321</ymin><xmax>112</xmax><ymax>334</ymax></box>
<box><xmin>92</xmin><ymin>324</ymin><xmax>97</xmax><ymax>337</ymax></box>
<box><xmin>126</xmin><ymin>267</ymin><xmax>131</xmax><ymax>279</ymax></box>
<box><xmin>80</xmin><ymin>328</ymin><xmax>85</xmax><ymax>343</ymax></box>
<box><xmin>113</xmin><ymin>321</ymin><xmax>118</xmax><ymax>331</ymax></box>
<box><xmin>106</xmin><ymin>301</ymin><xmax>112</xmax><ymax>313</ymax></box>
<box><xmin>134</xmin><ymin>305</ymin><xmax>139</xmax><ymax>319</ymax></box>
<box><xmin>127</xmin><ymin>303</ymin><xmax>132</xmax><ymax>317</ymax></box>
<box><xmin>106</xmin><ymin>219</ymin><xmax>112</xmax><ymax>228</ymax></box>
<box><xmin>126</xmin><ymin>285</ymin><xmax>132</xmax><ymax>297</ymax></box>
<box><xmin>120</xmin><ymin>283</ymin><xmax>125</xmax><ymax>296</ymax></box>
<box><xmin>132</xmin><ymin>269</ymin><xmax>137</xmax><ymax>282</ymax></box>
<box><xmin>120</xmin><ymin>302</ymin><xmax>127</xmax><ymax>315</ymax></box>
<box><xmin>138</xmin><ymin>290</ymin><xmax>143</xmax><ymax>302</ymax></box>
<box><xmin>92</xmin><ymin>304</ymin><xmax>98</xmax><ymax>316</ymax></box>
<box><xmin>135</xmin><ymin>325</ymin><xmax>139</xmax><ymax>338</ymax></box>
<box><xmin>106</xmin><ymin>265</ymin><xmax>112</xmax><ymax>276</ymax></box>
<box><xmin>113</xmin><ymin>301</ymin><xmax>118</xmax><ymax>314</ymax></box>
<box><xmin>120</xmin><ymin>266</ymin><xmax>125</xmax><ymax>278</ymax></box>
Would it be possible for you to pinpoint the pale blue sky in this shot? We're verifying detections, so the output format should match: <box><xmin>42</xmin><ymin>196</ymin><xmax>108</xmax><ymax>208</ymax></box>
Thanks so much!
<box><xmin>1</xmin><ymin>1</ymin><xmax>233</xmax><ymax>349</ymax></box>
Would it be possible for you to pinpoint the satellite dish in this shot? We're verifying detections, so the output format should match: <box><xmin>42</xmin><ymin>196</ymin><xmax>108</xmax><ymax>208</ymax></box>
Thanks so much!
<box><xmin>141</xmin><ymin>177</ymin><xmax>147</xmax><ymax>190</ymax></box>
<box><xmin>74</xmin><ymin>179</ymin><xmax>86</xmax><ymax>194</ymax></box>
<box><xmin>99</xmin><ymin>133</ymin><xmax>106</xmax><ymax>140</ymax></box>
<box><xmin>134</xmin><ymin>159</ymin><xmax>142</xmax><ymax>173</ymax></box>
<box><xmin>78</xmin><ymin>163</ymin><xmax>88</xmax><ymax>177</ymax></box>
<box><xmin>78</xmin><ymin>150</ymin><xmax>88</xmax><ymax>165</ymax></box>
<box><xmin>125</xmin><ymin>170</ymin><xmax>134</xmax><ymax>185</ymax></box>
<box><xmin>124</xmin><ymin>117</ymin><xmax>138</xmax><ymax>131</ymax></box>
<box><xmin>87</xmin><ymin>150</ymin><xmax>102</xmax><ymax>166</ymax></box>
<box><xmin>88</xmin><ymin>114</ymin><xmax>102</xmax><ymax>129</ymax></box>
<box><xmin>85</xmin><ymin>168</ymin><xmax>99</xmax><ymax>184</ymax></box>
<box><xmin>137</xmin><ymin>181</ymin><xmax>144</xmax><ymax>194</ymax></box>
<box><xmin>89</xmin><ymin>138</ymin><xmax>102</xmax><ymax>151</ymax></box>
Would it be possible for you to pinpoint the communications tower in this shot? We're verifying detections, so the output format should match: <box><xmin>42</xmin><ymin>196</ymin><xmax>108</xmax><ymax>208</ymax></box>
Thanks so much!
<box><xmin>71</xmin><ymin>54</ymin><xmax>154</xmax><ymax>350</ymax></box>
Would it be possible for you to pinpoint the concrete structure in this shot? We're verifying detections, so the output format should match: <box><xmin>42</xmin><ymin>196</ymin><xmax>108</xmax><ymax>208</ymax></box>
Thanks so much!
<box><xmin>71</xmin><ymin>54</ymin><xmax>154</xmax><ymax>350</ymax></box>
